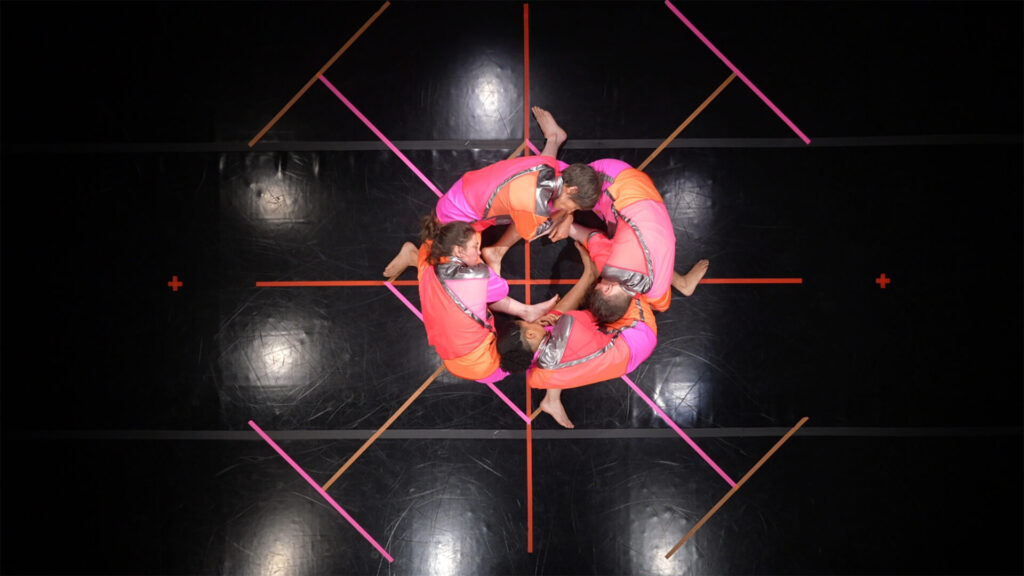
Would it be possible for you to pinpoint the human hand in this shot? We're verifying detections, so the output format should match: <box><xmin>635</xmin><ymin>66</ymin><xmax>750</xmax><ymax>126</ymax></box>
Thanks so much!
<box><xmin>548</xmin><ymin>212</ymin><xmax>574</xmax><ymax>242</ymax></box>
<box><xmin>537</xmin><ymin>313</ymin><xmax>560</xmax><ymax>327</ymax></box>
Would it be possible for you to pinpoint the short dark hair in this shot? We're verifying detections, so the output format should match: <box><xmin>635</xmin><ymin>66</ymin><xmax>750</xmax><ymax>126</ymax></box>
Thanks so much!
<box><xmin>586</xmin><ymin>286</ymin><xmax>632</xmax><ymax>325</ymax></box>
<box><xmin>561</xmin><ymin>163</ymin><xmax>601</xmax><ymax>210</ymax></box>
<box><xmin>497</xmin><ymin>321</ymin><xmax>535</xmax><ymax>374</ymax></box>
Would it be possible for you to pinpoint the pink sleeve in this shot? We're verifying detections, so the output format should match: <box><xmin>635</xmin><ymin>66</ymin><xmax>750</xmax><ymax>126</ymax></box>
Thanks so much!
<box><xmin>620</xmin><ymin>321</ymin><xmax>657</xmax><ymax>373</ymax></box>
<box><xmin>435</xmin><ymin>178</ymin><xmax>480</xmax><ymax>224</ymax></box>
<box><xmin>475</xmin><ymin>366</ymin><xmax>510</xmax><ymax>384</ymax></box>
<box><xmin>589</xmin><ymin>158</ymin><xmax>632</xmax><ymax>186</ymax></box>
<box><xmin>486</xmin><ymin>268</ymin><xmax>510</xmax><ymax>303</ymax></box>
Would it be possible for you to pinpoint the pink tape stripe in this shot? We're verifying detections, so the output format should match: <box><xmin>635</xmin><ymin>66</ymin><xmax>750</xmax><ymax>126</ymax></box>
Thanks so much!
<box><xmin>484</xmin><ymin>381</ymin><xmax>532</xmax><ymax>424</ymax></box>
<box><xmin>621</xmin><ymin>375</ymin><xmax>737</xmax><ymax>487</ymax></box>
<box><xmin>526</xmin><ymin>140</ymin><xmax>542</xmax><ymax>155</ymax></box>
<box><xmin>318</xmin><ymin>75</ymin><xmax>444</xmax><ymax>198</ymax></box>
<box><xmin>247</xmin><ymin>420</ymin><xmax>394</xmax><ymax>562</ymax></box>
<box><xmin>664</xmin><ymin>0</ymin><xmax>811</xmax><ymax>145</ymax></box>
<box><xmin>384</xmin><ymin>282</ymin><xmax>424</xmax><ymax>322</ymax></box>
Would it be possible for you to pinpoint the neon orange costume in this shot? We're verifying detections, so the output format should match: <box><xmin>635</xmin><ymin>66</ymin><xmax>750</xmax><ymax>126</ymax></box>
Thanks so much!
<box><xmin>585</xmin><ymin>167</ymin><xmax>676</xmax><ymax>312</ymax></box>
<box><xmin>525</xmin><ymin>310</ymin><xmax>633</xmax><ymax>390</ymax></box>
<box><xmin>417</xmin><ymin>244</ymin><xmax>507</xmax><ymax>382</ymax></box>
<box><xmin>435</xmin><ymin>156</ymin><xmax>564</xmax><ymax>241</ymax></box>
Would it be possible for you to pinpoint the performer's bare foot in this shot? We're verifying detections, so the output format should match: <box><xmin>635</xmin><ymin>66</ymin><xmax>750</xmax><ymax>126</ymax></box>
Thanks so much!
<box><xmin>482</xmin><ymin>245</ymin><xmax>509</xmax><ymax>276</ymax></box>
<box><xmin>522</xmin><ymin>294</ymin><xmax>560</xmax><ymax>322</ymax></box>
<box><xmin>540</xmin><ymin>390</ymin><xmax>574</xmax><ymax>429</ymax></box>
<box><xmin>383</xmin><ymin>242</ymin><xmax>418</xmax><ymax>279</ymax></box>
<box><xmin>672</xmin><ymin>259</ymin><xmax>710</xmax><ymax>296</ymax></box>
<box><xmin>532</xmin><ymin>106</ymin><xmax>566</xmax><ymax>148</ymax></box>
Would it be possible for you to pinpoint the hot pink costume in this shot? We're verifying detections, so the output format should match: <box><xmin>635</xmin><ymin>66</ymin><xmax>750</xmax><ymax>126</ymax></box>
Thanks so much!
<box><xmin>434</xmin><ymin>156</ymin><xmax>565</xmax><ymax>241</ymax></box>
<box><xmin>584</xmin><ymin>160</ymin><xmax>676</xmax><ymax>312</ymax></box>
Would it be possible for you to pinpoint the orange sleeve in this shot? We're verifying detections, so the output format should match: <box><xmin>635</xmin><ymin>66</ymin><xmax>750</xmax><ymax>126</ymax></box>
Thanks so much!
<box><xmin>585</xmin><ymin>231</ymin><xmax>613</xmax><ymax>274</ymax></box>
<box><xmin>511</xmin><ymin>209</ymin><xmax>546</xmax><ymax>240</ymax></box>
<box><xmin>416</xmin><ymin>242</ymin><xmax>431</xmax><ymax>279</ymax></box>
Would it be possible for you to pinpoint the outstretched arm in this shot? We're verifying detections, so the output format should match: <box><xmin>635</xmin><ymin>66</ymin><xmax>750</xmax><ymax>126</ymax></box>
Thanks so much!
<box><xmin>536</xmin><ymin>242</ymin><xmax>596</xmax><ymax>326</ymax></box>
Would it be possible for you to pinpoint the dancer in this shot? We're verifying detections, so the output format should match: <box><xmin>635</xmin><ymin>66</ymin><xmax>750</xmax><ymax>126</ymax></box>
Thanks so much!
<box><xmin>531</xmin><ymin>105</ymin><xmax>710</xmax><ymax>321</ymax></box>
<box><xmin>383</xmin><ymin>216</ymin><xmax>558</xmax><ymax>383</ymax></box>
<box><xmin>435</xmin><ymin>107</ymin><xmax>603</xmax><ymax>276</ymax></box>
<box><xmin>496</xmin><ymin>242</ymin><xmax>634</xmax><ymax>428</ymax></box>
<box><xmin>496</xmin><ymin>109</ymin><xmax>711</xmax><ymax>427</ymax></box>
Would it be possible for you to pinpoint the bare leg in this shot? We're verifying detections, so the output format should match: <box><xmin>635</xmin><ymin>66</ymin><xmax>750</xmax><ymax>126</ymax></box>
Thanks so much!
<box><xmin>482</xmin><ymin>226</ymin><xmax>522</xmax><ymax>277</ymax></box>
<box><xmin>490</xmin><ymin>294</ymin><xmax>560</xmax><ymax>322</ymax></box>
<box><xmin>383</xmin><ymin>242</ymin><xmax>419</xmax><ymax>279</ymax></box>
<box><xmin>539</xmin><ymin>388</ymin><xmax>574</xmax><ymax>429</ymax></box>
<box><xmin>532</xmin><ymin>106</ymin><xmax>567</xmax><ymax>158</ymax></box>
<box><xmin>671</xmin><ymin>259</ymin><xmax>710</xmax><ymax>296</ymax></box>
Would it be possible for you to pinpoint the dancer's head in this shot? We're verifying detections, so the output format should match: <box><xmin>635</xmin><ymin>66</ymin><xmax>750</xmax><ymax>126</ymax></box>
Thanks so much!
<box><xmin>421</xmin><ymin>215</ymin><xmax>481</xmax><ymax>266</ymax></box>
<box><xmin>497</xmin><ymin>319</ymin><xmax>545</xmax><ymax>374</ymax></box>
<box><xmin>557</xmin><ymin>163</ymin><xmax>601</xmax><ymax>212</ymax></box>
<box><xmin>586</xmin><ymin>277</ymin><xmax>634</xmax><ymax>324</ymax></box>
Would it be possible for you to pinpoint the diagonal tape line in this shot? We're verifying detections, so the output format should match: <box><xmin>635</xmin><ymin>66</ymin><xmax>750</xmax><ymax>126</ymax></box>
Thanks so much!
<box><xmin>248</xmin><ymin>2</ymin><xmax>391</xmax><ymax>147</ymax></box>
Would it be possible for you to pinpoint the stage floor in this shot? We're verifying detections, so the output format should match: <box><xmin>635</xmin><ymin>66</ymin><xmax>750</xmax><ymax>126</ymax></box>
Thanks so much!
<box><xmin>2</xmin><ymin>2</ymin><xmax>1021</xmax><ymax>574</ymax></box>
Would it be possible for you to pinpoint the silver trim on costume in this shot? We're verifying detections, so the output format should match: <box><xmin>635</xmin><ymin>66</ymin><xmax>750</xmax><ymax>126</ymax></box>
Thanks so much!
<box><xmin>482</xmin><ymin>165</ymin><xmax>560</xmax><ymax>240</ymax></box>
<box><xmin>600</xmin><ymin>266</ymin><xmax>650</xmax><ymax>296</ymax></box>
<box><xmin>536</xmin><ymin>314</ymin><xmax>621</xmax><ymax>370</ymax></box>
<box><xmin>483</xmin><ymin>164</ymin><xmax>556</xmax><ymax>219</ymax></box>
<box><xmin>536</xmin><ymin>169</ymin><xmax>559</xmax><ymax>214</ymax></box>
<box><xmin>604</xmin><ymin>205</ymin><xmax>654</xmax><ymax>295</ymax></box>
<box><xmin>601</xmin><ymin>189</ymin><xmax>618</xmax><ymax>237</ymax></box>
<box><xmin>436</xmin><ymin>257</ymin><xmax>493</xmax><ymax>331</ymax></box>
<box><xmin>529</xmin><ymin>168</ymin><xmax>561</xmax><ymax>239</ymax></box>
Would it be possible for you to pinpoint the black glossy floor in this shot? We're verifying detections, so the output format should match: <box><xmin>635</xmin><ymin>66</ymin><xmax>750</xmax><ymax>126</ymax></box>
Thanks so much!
<box><xmin>2</xmin><ymin>2</ymin><xmax>1022</xmax><ymax>575</ymax></box>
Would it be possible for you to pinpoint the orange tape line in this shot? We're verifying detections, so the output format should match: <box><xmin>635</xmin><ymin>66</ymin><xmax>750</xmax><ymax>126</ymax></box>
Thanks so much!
<box><xmin>523</xmin><ymin>3</ymin><xmax>534</xmax><ymax>554</ymax></box>
<box><xmin>256</xmin><ymin>278</ymin><xmax>798</xmax><ymax>288</ymax></box>
<box><xmin>524</xmin><ymin>242</ymin><xmax>532</xmax><ymax>304</ymax></box>
<box><xmin>256</xmin><ymin>280</ymin><xmax>418</xmax><ymax>287</ymax></box>
<box><xmin>526</xmin><ymin>368</ymin><xmax>534</xmax><ymax>553</ymax></box>
<box><xmin>699</xmin><ymin>278</ymin><xmax>802</xmax><ymax>284</ymax></box>
<box><xmin>523</xmin><ymin>3</ymin><xmax>531</xmax><ymax>156</ymax></box>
